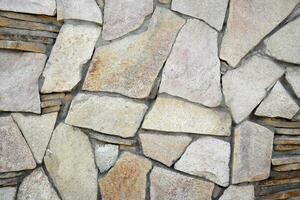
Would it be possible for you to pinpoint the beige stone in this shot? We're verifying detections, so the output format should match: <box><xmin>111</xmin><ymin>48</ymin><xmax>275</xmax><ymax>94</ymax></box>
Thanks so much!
<box><xmin>276</xmin><ymin>128</ymin><xmax>300</xmax><ymax>135</ymax></box>
<box><xmin>286</xmin><ymin>67</ymin><xmax>300</xmax><ymax>98</ymax></box>
<box><xmin>0</xmin><ymin>40</ymin><xmax>46</xmax><ymax>53</ymax></box>
<box><xmin>274</xmin><ymin>136</ymin><xmax>300</xmax><ymax>145</ymax></box>
<box><xmin>88</xmin><ymin>132</ymin><xmax>136</xmax><ymax>146</ymax></box>
<box><xmin>219</xmin><ymin>185</ymin><xmax>255</xmax><ymax>200</ymax></box>
<box><xmin>272</xmin><ymin>155</ymin><xmax>300</xmax><ymax>166</ymax></box>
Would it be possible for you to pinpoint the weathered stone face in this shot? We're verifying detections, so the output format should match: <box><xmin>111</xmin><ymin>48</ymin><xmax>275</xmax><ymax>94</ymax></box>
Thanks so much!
<box><xmin>95</xmin><ymin>143</ymin><xmax>119</xmax><ymax>173</ymax></box>
<box><xmin>219</xmin><ymin>185</ymin><xmax>255</xmax><ymax>200</ymax></box>
<box><xmin>0</xmin><ymin>187</ymin><xmax>17</xmax><ymax>200</ymax></box>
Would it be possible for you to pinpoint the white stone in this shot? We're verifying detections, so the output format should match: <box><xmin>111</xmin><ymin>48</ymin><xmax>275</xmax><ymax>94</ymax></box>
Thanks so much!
<box><xmin>219</xmin><ymin>185</ymin><xmax>255</xmax><ymax>200</ymax></box>
<box><xmin>95</xmin><ymin>143</ymin><xmax>119</xmax><ymax>173</ymax></box>
<box><xmin>159</xmin><ymin>19</ymin><xmax>222</xmax><ymax>107</ymax></box>
<box><xmin>286</xmin><ymin>67</ymin><xmax>300</xmax><ymax>98</ymax></box>
<box><xmin>0</xmin><ymin>187</ymin><xmax>16</xmax><ymax>200</ymax></box>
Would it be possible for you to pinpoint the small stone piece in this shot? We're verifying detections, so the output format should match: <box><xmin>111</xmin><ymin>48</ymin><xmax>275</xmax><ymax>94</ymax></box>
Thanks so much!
<box><xmin>17</xmin><ymin>168</ymin><xmax>60</xmax><ymax>200</ymax></box>
<box><xmin>276</xmin><ymin>128</ymin><xmax>300</xmax><ymax>135</ymax></box>
<box><xmin>41</xmin><ymin>93</ymin><xmax>65</xmax><ymax>101</ymax></box>
<box><xmin>219</xmin><ymin>185</ymin><xmax>255</xmax><ymax>200</ymax></box>
<box><xmin>274</xmin><ymin>144</ymin><xmax>300</xmax><ymax>151</ymax></box>
<box><xmin>171</xmin><ymin>0</ymin><xmax>228</xmax><ymax>30</ymax></box>
<box><xmin>273</xmin><ymin>163</ymin><xmax>300</xmax><ymax>172</ymax></box>
<box><xmin>102</xmin><ymin>0</ymin><xmax>153</xmax><ymax>40</ymax></box>
<box><xmin>159</xmin><ymin>0</ymin><xmax>171</xmax><ymax>4</ymax></box>
<box><xmin>99</xmin><ymin>152</ymin><xmax>152</xmax><ymax>200</ymax></box>
<box><xmin>0</xmin><ymin>40</ymin><xmax>46</xmax><ymax>53</ymax></box>
<box><xmin>42</xmin><ymin>106</ymin><xmax>61</xmax><ymax>114</ymax></box>
<box><xmin>88</xmin><ymin>132</ymin><xmax>136</xmax><ymax>146</ymax></box>
<box><xmin>222</xmin><ymin>55</ymin><xmax>284</xmax><ymax>123</ymax></box>
<box><xmin>232</xmin><ymin>121</ymin><xmax>274</xmax><ymax>184</ymax></box>
<box><xmin>286</xmin><ymin>67</ymin><xmax>300</xmax><ymax>98</ymax></box>
<box><xmin>150</xmin><ymin>167</ymin><xmax>214</xmax><ymax>200</ymax></box>
<box><xmin>95</xmin><ymin>143</ymin><xmax>119</xmax><ymax>173</ymax></box>
<box><xmin>159</xmin><ymin>19</ymin><xmax>222</xmax><ymax>107</ymax></box>
<box><xmin>142</xmin><ymin>96</ymin><xmax>231</xmax><ymax>136</ymax></box>
<box><xmin>0</xmin><ymin>187</ymin><xmax>16</xmax><ymax>200</ymax></box>
<box><xmin>83</xmin><ymin>7</ymin><xmax>185</xmax><ymax>99</ymax></box>
<box><xmin>41</xmin><ymin>99</ymin><xmax>62</xmax><ymax>108</ymax></box>
<box><xmin>175</xmin><ymin>137</ymin><xmax>230</xmax><ymax>187</ymax></box>
<box><xmin>272</xmin><ymin>155</ymin><xmax>300</xmax><ymax>166</ymax></box>
<box><xmin>258</xmin><ymin>118</ymin><xmax>300</xmax><ymax>128</ymax></box>
<box><xmin>66</xmin><ymin>93</ymin><xmax>148</xmax><ymax>138</ymax></box>
<box><xmin>41</xmin><ymin>22</ymin><xmax>101</xmax><ymax>93</ymax></box>
<box><xmin>44</xmin><ymin>123</ymin><xmax>97</xmax><ymax>200</ymax></box>
<box><xmin>0</xmin><ymin>50</ymin><xmax>46</xmax><ymax>113</ymax></box>
<box><xmin>57</xmin><ymin>0</ymin><xmax>102</xmax><ymax>24</ymax></box>
<box><xmin>274</xmin><ymin>136</ymin><xmax>300</xmax><ymax>145</ymax></box>
<box><xmin>261</xmin><ymin>189</ymin><xmax>300</xmax><ymax>200</ymax></box>
<box><xmin>0</xmin><ymin>116</ymin><xmax>36</xmax><ymax>172</ymax></box>
<box><xmin>255</xmin><ymin>81</ymin><xmax>299</xmax><ymax>119</ymax></box>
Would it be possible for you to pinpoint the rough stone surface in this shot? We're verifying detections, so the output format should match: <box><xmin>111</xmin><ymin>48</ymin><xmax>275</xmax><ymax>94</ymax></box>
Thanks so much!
<box><xmin>0</xmin><ymin>187</ymin><xmax>17</xmax><ymax>200</ymax></box>
<box><xmin>0</xmin><ymin>116</ymin><xmax>36</xmax><ymax>173</ymax></box>
<box><xmin>44</xmin><ymin>123</ymin><xmax>97</xmax><ymax>200</ymax></box>
<box><xmin>171</xmin><ymin>0</ymin><xmax>228</xmax><ymax>30</ymax></box>
<box><xmin>159</xmin><ymin>19</ymin><xmax>222</xmax><ymax>107</ymax></box>
<box><xmin>139</xmin><ymin>131</ymin><xmax>192</xmax><ymax>166</ymax></box>
<box><xmin>142</xmin><ymin>96</ymin><xmax>231</xmax><ymax>136</ymax></box>
<box><xmin>41</xmin><ymin>22</ymin><xmax>101</xmax><ymax>93</ymax></box>
<box><xmin>17</xmin><ymin>168</ymin><xmax>60</xmax><ymax>200</ymax></box>
<box><xmin>57</xmin><ymin>0</ymin><xmax>102</xmax><ymax>24</ymax></box>
<box><xmin>174</xmin><ymin>137</ymin><xmax>231</xmax><ymax>187</ymax></box>
<box><xmin>99</xmin><ymin>152</ymin><xmax>152</xmax><ymax>200</ymax></box>
<box><xmin>83</xmin><ymin>7</ymin><xmax>185</xmax><ymax>99</ymax></box>
<box><xmin>65</xmin><ymin>93</ymin><xmax>148</xmax><ymax>138</ymax></box>
<box><xmin>220</xmin><ymin>0</ymin><xmax>299</xmax><ymax>66</ymax></box>
<box><xmin>232</xmin><ymin>121</ymin><xmax>274</xmax><ymax>184</ymax></box>
<box><xmin>286</xmin><ymin>67</ymin><xmax>300</xmax><ymax>98</ymax></box>
<box><xmin>150</xmin><ymin>167</ymin><xmax>214</xmax><ymax>200</ymax></box>
<box><xmin>219</xmin><ymin>185</ymin><xmax>255</xmax><ymax>200</ymax></box>
<box><xmin>12</xmin><ymin>113</ymin><xmax>57</xmax><ymax>164</ymax></box>
<box><xmin>276</xmin><ymin>128</ymin><xmax>300</xmax><ymax>135</ymax></box>
<box><xmin>102</xmin><ymin>0</ymin><xmax>153</xmax><ymax>40</ymax></box>
<box><xmin>0</xmin><ymin>40</ymin><xmax>46</xmax><ymax>53</ymax></box>
<box><xmin>222</xmin><ymin>55</ymin><xmax>285</xmax><ymax>123</ymax></box>
<box><xmin>265</xmin><ymin>18</ymin><xmax>300</xmax><ymax>64</ymax></box>
<box><xmin>0</xmin><ymin>50</ymin><xmax>46</xmax><ymax>113</ymax></box>
<box><xmin>95</xmin><ymin>143</ymin><xmax>119</xmax><ymax>173</ymax></box>
<box><xmin>272</xmin><ymin>155</ymin><xmax>300</xmax><ymax>166</ymax></box>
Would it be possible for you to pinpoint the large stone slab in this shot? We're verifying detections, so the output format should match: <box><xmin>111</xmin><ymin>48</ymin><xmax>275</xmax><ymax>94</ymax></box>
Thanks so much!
<box><xmin>265</xmin><ymin>18</ymin><xmax>300</xmax><ymax>64</ymax></box>
<box><xmin>57</xmin><ymin>0</ymin><xmax>102</xmax><ymax>24</ymax></box>
<box><xmin>65</xmin><ymin>93</ymin><xmax>148</xmax><ymax>138</ymax></box>
<box><xmin>255</xmin><ymin>81</ymin><xmax>299</xmax><ymax>119</ymax></box>
<box><xmin>95</xmin><ymin>143</ymin><xmax>119</xmax><ymax>173</ymax></box>
<box><xmin>17</xmin><ymin>168</ymin><xmax>60</xmax><ymax>200</ymax></box>
<box><xmin>41</xmin><ymin>22</ymin><xmax>101</xmax><ymax>93</ymax></box>
<box><xmin>44</xmin><ymin>123</ymin><xmax>98</xmax><ymax>200</ymax></box>
<box><xmin>83</xmin><ymin>7</ymin><xmax>185</xmax><ymax>99</ymax></box>
<box><xmin>99</xmin><ymin>152</ymin><xmax>152</xmax><ymax>200</ymax></box>
<box><xmin>159</xmin><ymin>19</ymin><xmax>222</xmax><ymax>107</ymax></box>
<box><xmin>0</xmin><ymin>50</ymin><xmax>46</xmax><ymax>113</ymax></box>
<box><xmin>222</xmin><ymin>55</ymin><xmax>284</xmax><ymax>123</ymax></box>
<box><xmin>0</xmin><ymin>187</ymin><xmax>16</xmax><ymax>200</ymax></box>
<box><xmin>142</xmin><ymin>96</ymin><xmax>231</xmax><ymax>136</ymax></box>
<box><xmin>11</xmin><ymin>113</ymin><xmax>57</xmax><ymax>164</ymax></box>
<box><xmin>102</xmin><ymin>0</ymin><xmax>153</xmax><ymax>40</ymax></box>
<box><xmin>171</xmin><ymin>0</ymin><xmax>228</xmax><ymax>30</ymax></box>
<box><xmin>232</xmin><ymin>121</ymin><xmax>274</xmax><ymax>184</ymax></box>
<box><xmin>150</xmin><ymin>167</ymin><xmax>214</xmax><ymax>200</ymax></box>
<box><xmin>286</xmin><ymin>67</ymin><xmax>300</xmax><ymax>98</ymax></box>
<box><xmin>0</xmin><ymin>116</ymin><xmax>36</xmax><ymax>173</ymax></box>
<box><xmin>219</xmin><ymin>185</ymin><xmax>255</xmax><ymax>200</ymax></box>
<box><xmin>174</xmin><ymin>137</ymin><xmax>231</xmax><ymax>187</ymax></box>
<box><xmin>220</xmin><ymin>0</ymin><xmax>298</xmax><ymax>66</ymax></box>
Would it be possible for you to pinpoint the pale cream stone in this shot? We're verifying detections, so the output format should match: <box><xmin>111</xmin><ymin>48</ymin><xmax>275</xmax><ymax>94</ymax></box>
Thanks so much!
<box><xmin>219</xmin><ymin>185</ymin><xmax>255</xmax><ymax>200</ymax></box>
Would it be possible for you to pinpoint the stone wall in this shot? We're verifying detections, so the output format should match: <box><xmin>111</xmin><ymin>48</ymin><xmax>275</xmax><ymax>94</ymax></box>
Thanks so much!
<box><xmin>0</xmin><ymin>0</ymin><xmax>300</xmax><ymax>200</ymax></box>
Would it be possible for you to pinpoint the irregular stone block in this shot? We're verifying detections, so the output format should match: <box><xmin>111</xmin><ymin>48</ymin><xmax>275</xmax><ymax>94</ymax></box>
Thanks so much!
<box><xmin>272</xmin><ymin>155</ymin><xmax>300</xmax><ymax>166</ymax></box>
<box><xmin>286</xmin><ymin>67</ymin><xmax>300</xmax><ymax>98</ymax></box>
<box><xmin>219</xmin><ymin>185</ymin><xmax>255</xmax><ymax>200</ymax></box>
<box><xmin>95</xmin><ymin>143</ymin><xmax>119</xmax><ymax>173</ymax></box>
<box><xmin>0</xmin><ymin>40</ymin><xmax>46</xmax><ymax>53</ymax></box>
<box><xmin>0</xmin><ymin>187</ymin><xmax>16</xmax><ymax>200</ymax></box>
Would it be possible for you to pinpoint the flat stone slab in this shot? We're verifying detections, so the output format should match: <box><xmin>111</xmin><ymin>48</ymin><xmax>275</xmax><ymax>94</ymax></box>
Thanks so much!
<box><xmin>175</xmin><ymin>136</ymin><xmax>231</xmax><ymax>187</ymax></box>
<box><xmin>0</xmin><ymin>187</ymin><xmax>17</xmax><ymax>200</ymax></box>
<box><xmin>274</xmin><ymin>136</ymin><xmax>300</xmax><ymax>145</ymax></box>
<box><xmin>272</xmin><ymin>155</ymin><xmax>300</xmax><ymax>166</ymax></box>
<box><xmin>219</xmin><ymin>185</ymin><xmax>255</xmax><ymax>200</ymax></box>
<box><xmin>142</xmin><ymin>96</ymin><xmax>231</xmax><ymax>136</ymax></box>
<box><xmin>222</xmin><ymin>55</ymin><xmax>284</xmax><ymax>123</ymax></box>
<box><xmin>276</xmin><ymin>128</ymin><xmax>300</xmax><ymax>135</ymax></box>
<box><xmin>44</xmin><ymin>123</ymin><xmax>98</xmax><ymax>200</ymax></box>
<box><xmin>159</xmin><ymin>19</ymin><xmax>222</xmax><ymax>107</ymax></box>
<box><xmin>66</xmin><ymin>93</ymin><xmax>148</xmax><ymax>138</ymax></box>
<box><xmin>95</xmin><ymin>143</ymin><xmax>119</xmax><ymax>173</ymax></box>
<box><xmin>41</xmin><ymin>22</ymin><xmax>101</xmax><ymax>93</ymax></box>
<box><xmin>0</xmin><ymin>50</ymin><xmax>46</xmax><ymax>113</ymax></box>
<box><xmin>232</xmin><ymin>121</ymin><xmax>274</xmax><ymax>184</ymax></box>
<box><xmin>102</xmin><ymin>0</ymin><xmax>153</xmax><ymax>40</ymax></box>
<box><xmin>273</xmin><ymin>163</ymin><xmax>300</xmax><ymax>172</ymax></box>
<box><xmin>83</xmin><ymin>7</ymin><xmax>185</xmax><ymax>99</ymax></box>
<box><xmin>171</xmin><ymin>0</ymin><xmax>228</xmax><ymax>30</ymax></box>
<box><xmin>150</xmin><ymin>167</ymin><xmax>214</xmax><ymax>200</ymax></box>
<box><xmin>220</xmin><ymin>0</ymin><xmax>298</xmax><ymax>66</ymax></box>
<box><xmin>286</xmin><ymin>67</ymin><xmax>300</xmax><ymax>98</ymax></box>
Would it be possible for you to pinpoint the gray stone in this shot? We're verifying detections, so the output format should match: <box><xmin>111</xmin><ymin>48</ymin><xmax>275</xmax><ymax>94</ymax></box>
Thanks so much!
<box><xmin>102</xmin><ymin>0</ymin><xmax>153</xmax><ymax>40</ymax></box>
<box><xmin>286</xmin><ymin>67</ymin><xmax>300</xmax><ymax>98</ymax></box>
<box><xmin>222</xmin><ymin>55</ymin><xmax>284</xmax><ymax>123</ymax></box>
<box><xmin>65</xmin><ymin>93</ymin><xmax>148</xmax><ymax>138</ymax></box>
<box><xmin>159</xmin><ymin>19</ymin><xmax>222</xmax><ymax>107</ymax></box>
<box><xmin>255</xmin><ymin>81</ymin><xmax>299</xmax><ymax>119</ymax></box>
<box><xmin>0</xmin><ymin>116</ymin><xmax>36</xmax><ymax>173</ymax></box>
<box><xmin>95</xmin><ymin>143</ymin><xmax>119</xmax><ymax>173</ymax></box>
<box><xmin>175</xmin><ymin>137</ymin><xmax>231</xmax><ymax>187</ymax></box>
<box><xmin>232</xmin><ymin>121</ymin><xmax>274</xmax><ymax>184</ymax></box>
<box><xmin>17</xmin><ymin>168</ymin><xmax>60</xmax><ymax>200</ymax></box>
<box><xmin>0</xmin><ymin>187</ymin><xmax>16</xmax><ymax>200</ymax></box>
<box><xmin>83</xmin><ymin>7</ymin><xmax>185</xmax><ymax>99</ymax></box>
<box><xmin>44</xmin><ymin>123</ymin><xmax>97</xmax><ymax>200</ymax></box>
<box><xmin>272</xmin><ymin>155</ymin><xmax>300</xmax><ymax>166</ymax></box>
<box><xmin>96</xmin><ymin>0</ymin><xmax>104</xmax><ymax>8</ymax></box>
<box><xmin>220</xmin><ymin>0</ymin><xmax>298</xmax><ymax>66</ymax></box>
<box><xmin>139</xmin><ymin>131</ymin><xmax>192</xmax><ymax>166</ymax></box>
<box><xmin>150</xmin><ymin>167</ymin><xmax>214</xmax><ymax>200</ymax></box>
<box><xmin>219</xmin><ymin>185</ymin><xmax>255</xmax><ymax>200</ymax></box>
<box><xmin>276</xmin><ymin>128</ymin><xmax>300</xmax><ymax>135</ymax></box>
<box><xmin>0</xmin><ymin>50</ymin><xmax>46</xmax><ymax>113</ymax></box>
<box><xmin>12</xmin><ymin>113</ymin><xmax>57</xmax><ymax>164</ymax></box>
<box><xmin>57</xmin><ymin>0</ymin><xmax>102</xmax><ymax>24</ymax></box>
<box><xmin>142</xmin><ymin>96</ymin><xmax>231</xmax><ymax>136</ymax></box>
<box><xmin>41</xmin><ymin>22</ymin><xmax>101</xmax><ymax>93</ymax></box>
<box><xmin>171</xmin><ymin>0</ymin><xmax>228</xmax><ymax>30</ymax></box>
